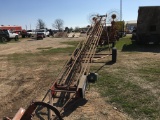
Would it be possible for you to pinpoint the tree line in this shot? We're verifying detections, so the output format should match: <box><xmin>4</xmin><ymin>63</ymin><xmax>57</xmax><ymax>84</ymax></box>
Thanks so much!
<box><xmin>36</xmin><ymin>19</ymin><xmax>83</xmax><ymax>32</ymax></box>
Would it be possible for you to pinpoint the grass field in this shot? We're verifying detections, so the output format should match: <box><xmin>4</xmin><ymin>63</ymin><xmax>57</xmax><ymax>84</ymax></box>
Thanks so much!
<box><xmin>1</xmin><ymin>37</ymin><xmax>160</xmax><ymax>119</ymax></box>
<box><xmin>91</xmin><ymin>36</ymin><xmax>160</xmax><ymax>120</ymax></box>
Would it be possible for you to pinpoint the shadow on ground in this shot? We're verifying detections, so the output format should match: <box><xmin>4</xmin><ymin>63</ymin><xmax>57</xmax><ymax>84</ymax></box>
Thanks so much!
<box><xmin>122</xmin><ymin>40</ymin><xmax>160</xmax><ymax>53</ymax></box>
<box><xmin>94</xmin><ymin>61</ymin><xmax>115</xmax><ymax>73</ymax></box>
<box><xmin>27</xmin><ymin>39</ymin><xmax>43</xmax><ymax>41</ymax></box>
<box><xmin>34</xmin><ymin>98</ymin><xmax>88</xmax><ymax>120</ymax></box>
<box><xmin>62</xmin><ymin>98</ymin><xmax>88</xmax><ymax>117</ymax></box>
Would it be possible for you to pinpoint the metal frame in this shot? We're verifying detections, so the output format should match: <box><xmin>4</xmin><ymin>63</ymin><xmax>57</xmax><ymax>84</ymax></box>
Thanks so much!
<box><xmin>4</xmin><ymin>14</ymin><xmax>118</xmax><ymax>120</ymax></box>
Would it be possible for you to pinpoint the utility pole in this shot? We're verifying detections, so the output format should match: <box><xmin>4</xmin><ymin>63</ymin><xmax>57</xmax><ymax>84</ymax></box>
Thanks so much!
<box><xmin>120</xmin><ymin>0</ymin><xmax>124</xmax><ymax>35</ymax></box>
<box><xmin>25</xmin><ymin>25</ymin><xmax>27</xmax><ymax>30</ymax></box>
<box><xmin>120</xmin><ymin>0</ymin><xmax>122</xmax><ymax>21</ymax></box>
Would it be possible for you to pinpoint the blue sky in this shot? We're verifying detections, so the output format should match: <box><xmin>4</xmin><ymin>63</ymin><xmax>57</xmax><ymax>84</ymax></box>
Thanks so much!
<box><xmin>0</xmin><ymin>0</ymin><xmax>159</xmax><ymax>29</ymax></box>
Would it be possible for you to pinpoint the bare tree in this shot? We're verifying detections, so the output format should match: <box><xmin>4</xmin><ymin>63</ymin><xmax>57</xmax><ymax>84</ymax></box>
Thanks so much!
<box><xmin>36</xmin><ymin>19</ymin><xmax>46</xmax><ymax>29</ymax></box>
<box><xmin>52</xmin><ymin>19</ymin><xmax>64</xmax><ymax>31</ymax></box>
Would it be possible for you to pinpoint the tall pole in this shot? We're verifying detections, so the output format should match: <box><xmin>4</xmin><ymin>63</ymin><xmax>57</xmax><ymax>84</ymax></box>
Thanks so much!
<box><xmin>120</xmin><ymin>0</ymin><xmax>122</xmax><ymax>21</ymax></box>
<box><xmin>25</xmin><ymin>25</ymin><xmax>27</xmax><ymax>30</ymax></box>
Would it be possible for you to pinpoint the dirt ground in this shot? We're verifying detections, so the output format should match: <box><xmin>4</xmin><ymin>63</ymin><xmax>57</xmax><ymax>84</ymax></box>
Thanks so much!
<box><xmin>1</xmin><ymin>36</ymin><xmax>159</xmax><ymax>120</ymax></box>
<box><xmin>0</xmin><ymin>37</ymin><xmax>82</xmax><ymax>55</ymax></box>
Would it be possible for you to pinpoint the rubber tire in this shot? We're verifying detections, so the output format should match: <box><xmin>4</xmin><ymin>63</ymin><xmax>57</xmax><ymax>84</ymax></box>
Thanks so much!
<box><xmin>15</xmin><ymin>35</ymin><xmax>18</xmax><ymax>41</ymax></box>
<box><xmin>112</xmin><ymin>48</ymin><xmax>117</xmax><ymax>63</ymax></box>
<box><xmin>28</xmin><ymin>34</ymin><xmax>31</xmax><ymax>37</ymax></box>
<box><xmin>0</xmin><ymin>37</ymin><xmax>7</xmax><ymax>42</ymax></box>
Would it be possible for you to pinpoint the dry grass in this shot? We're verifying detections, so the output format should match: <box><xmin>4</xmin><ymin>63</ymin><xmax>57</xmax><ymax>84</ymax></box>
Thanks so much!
<box><xmin>1</xmin><ymin>36</ymin><xmax>160</xmax><ymax>119</ymax></box>
<box><xmin>91</xmin><ymin>37</ymin><xmax>160</xmax><ymax>120</ymax></box>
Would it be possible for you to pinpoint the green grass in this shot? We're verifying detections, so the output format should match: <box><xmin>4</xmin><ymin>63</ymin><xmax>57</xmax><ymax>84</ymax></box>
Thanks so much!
<box><xmin>8</xmin><ymin>40</ymin><xmax>80</xmax><ymax>61</ymax></box>
<box><xmin>7</xmin><ymin>40</ymin><xmax>81</xmax><ymax>65</ymax></box>
<box><xmin>37</xmin><ymin>47</ymin><xmax>52</xmax><ymax>50</ymax></box>
<box><xmin>93</xmin><ymin>69</ymin><xmax>160</xmax><ymax>119</ymax></box>
<box><xmin>40</xmin><ymin>47</ymin><xmax>76</xmax><ymax>54</ymax></box>
<box><xmin>90</xmin><ymin>35</ymin><xmax>160</xmax><ymax>119</ymax></box>
<box><xmin>116</xmin><ymin>36</ymin><xmax>160</xmax><ymax>53</ymax></box>
<box><xmin>40</xmin><ymin>41</ymin><xmax>80</xmax><ymax>54</ymax></box>
<box><xmin>137</xmin><ymin>61</ymin><xmax>160</xmax><ymax>83</ymax></box>
<box><xmin>116</xmin><ymin>36</ymin><xmax>132</xmax><ymax>50</ymax></box>
<box><xmin>61</xmin><ymin>41</ymin><xmax>80</xmax><ymax>46</ymax></box>
<box><xmin>8</xmin><ymin>53</ymin><xmax>38</xmax><ymax>61</ymax></box>
<box><xmin>37</xmin><ymin>41</ymin><xmax>80</xmax><ymax>51</ymax></box>
<box><xmin>139</xmin><ymin>65</ymin><xmax>160</xmax><ymax>74</ymax></box>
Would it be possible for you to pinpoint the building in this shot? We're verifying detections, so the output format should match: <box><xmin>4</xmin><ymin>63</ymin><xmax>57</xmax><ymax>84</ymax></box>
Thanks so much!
<box><xmin>125</xmin><ymin>20</ymin><xmax>137</xmax><ymax>33</ymax></box>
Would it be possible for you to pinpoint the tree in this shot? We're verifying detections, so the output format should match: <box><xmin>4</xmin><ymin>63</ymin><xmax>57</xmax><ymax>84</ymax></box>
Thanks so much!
<box><xmin>69</xmin><ymin>27</ymin><xmax>73</xmax><ymax>32</ymax></box>
<box><xmin>64</xmin><ymin>27</ymin><xmax>69</xmax><ymax>33</ymax></box>
<box><xmin>52</xmin><ymin>19</ymin><xmax>64</xmax><ymax>31</ymax></box>
<box><xmin>36</xmin><ymin>19</ymin><xmax>46</xmax><ymax>29</ymax></box>
<box><xmin>74</xmin><ymin>26</ymin><xmax>80</xmax><ymax>32</ymax></box>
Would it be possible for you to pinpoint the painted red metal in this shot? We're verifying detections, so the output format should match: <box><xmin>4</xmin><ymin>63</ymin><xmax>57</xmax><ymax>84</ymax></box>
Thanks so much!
<box><xmin>12</xmin><ymin>108</ymin><xmax>25</xmax><ymax>120</ymax></box>
<box><xmin>0</xmin><ymin>26</ymin><xmax>22</xmax><ymax>31</ymax></box>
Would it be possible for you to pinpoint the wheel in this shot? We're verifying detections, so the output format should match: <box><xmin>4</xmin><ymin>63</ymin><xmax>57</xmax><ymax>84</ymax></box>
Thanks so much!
<box><xmin>28</xmin><ymin>34</ymin><xmax>31</xmax><ymax>37</ymax></box>
<box><xmin>15</xmin><ymin>35</ymin><xmax>18</xmax><ymax>41</ymax></box>
<box><xmin>154</xmin><ymin>42</ymin><xmax>160</xmax><ymax>45</ymax></box>
<box><xmin>135</xmin><ymin>40</ymin><xmax>143</xmax><ymax>45</ymax></box>
<box><xmin>112</xmin><ymin>48</ymin><xmax>117</xmax><ymax>63</ymax></box>
<box><xmin>87</xmin><ymin>73</ymin><xmax>98</xmax><ymax>83</ymax></box>
<box><xmin>0</xmin><ymin>37</ymin><xmax>7</xmax><ymax>42</ymax></box>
